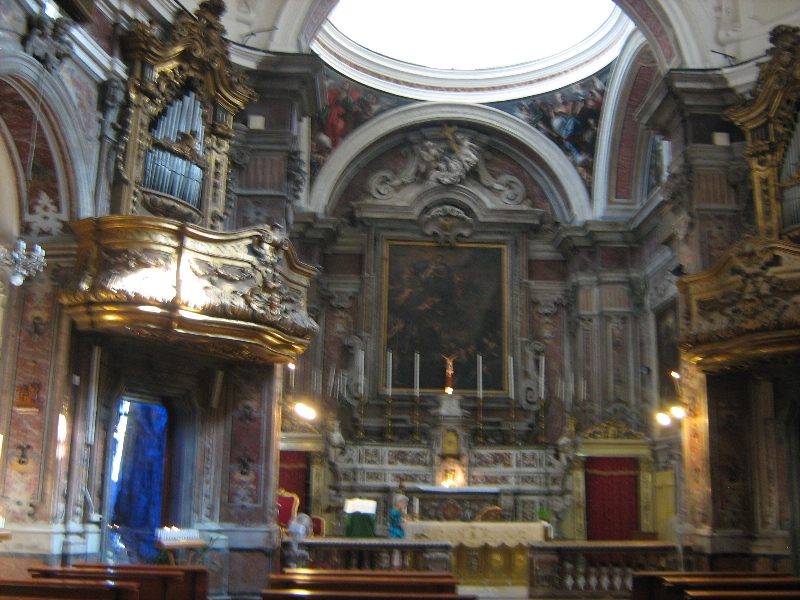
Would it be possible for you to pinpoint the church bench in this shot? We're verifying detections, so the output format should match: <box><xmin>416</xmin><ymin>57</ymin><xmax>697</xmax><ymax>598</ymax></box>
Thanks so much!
<box><xmin>0</xmin><ymin>577</ymin><xmax>139</xmax><ymax>599</ymax></box>
<box><xmin>633</xmin><ymin>572</ymin><xmax>794</xmax><ymax>600</ymax></box>
<box><xmin>261</xmin><ymin>590</ymin><xmax>476</xmax><ymax>600</ymax></box>
<box><xmin>282</xmin><ymin>568</ymin><xmax>457</xmax><ymax>580</ymax></box>
<box><xmin>683</xmin><ymin>592</ymin><xmax>800</xmax><ymax>600</ymax></box>
<box><xmin>653</xmin><ymin>576</ymin><xmax>800</xmax><ymax>600</ymax></box>
<box><xmin>73</xmin><ymin>562</ymin><xmax>209</xmax><ymax>600</ymax></box>
<box><xmin>29</xmin><ymin>565</ymin><xmax>184</xmax><ymax>600</ymax></box>
<box><xmin>270</xmin><ymin>573</ymin><xmax>458</xmax><ymax>593</ymax></box>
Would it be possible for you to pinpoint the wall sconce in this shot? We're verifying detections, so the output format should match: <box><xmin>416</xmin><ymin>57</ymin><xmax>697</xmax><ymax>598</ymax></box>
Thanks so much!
<box><xmin>657</xmin><ymin>371</ymin><xmax>690</xmax><ymax>426</ymax></box>
<box><xmin>0</xmin><ymin>239</ymin><xmax>46</xmax><ymax>286</ymax></box>
<box><xmin>293</xmin><ymin>401</ymin><xmax>316</xmax><ymax>420</ymax></box>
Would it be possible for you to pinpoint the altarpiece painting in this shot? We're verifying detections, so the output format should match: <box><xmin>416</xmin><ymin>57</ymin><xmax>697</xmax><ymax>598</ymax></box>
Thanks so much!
<box><xmin>383</xmin><ymin>241</ymin><xmax>508</xmax><ymax>394</ymax></box>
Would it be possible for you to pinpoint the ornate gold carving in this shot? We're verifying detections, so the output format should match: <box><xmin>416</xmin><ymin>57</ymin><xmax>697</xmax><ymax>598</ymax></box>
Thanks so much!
<box><xmin>726</xmin><ymin>25</ymin><xmax>800</xmax><ymax>239</ymax></box>
<box><xmin>59</xmin><ymin>216</ymin><xmax>318</xmax><ymax>363</ymax></box>
<box><xmin>678</xmin><ymin>236</ymin><xmax>800</xmax><ymax>369</ymax></box>
<box><xmin>582</xmin><ymin>418</ymin><xmax>647</xmax><ymax>440</ymax></box>
<box><xmin>114</xmin><ymin>0</ymin><xmax>257</xmax><ymax>230</ymax></box>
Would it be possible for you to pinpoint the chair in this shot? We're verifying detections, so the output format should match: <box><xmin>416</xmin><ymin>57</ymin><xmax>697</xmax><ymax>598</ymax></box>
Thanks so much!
<box><xmin>311</xmin><ymin>516</ymin><xmax>325</xmax><ymax>537</ymax></box>
<box><xmin>276</xmin><ymin>488</ymin><xmax>300</xmax><ymax>535</ymax></box>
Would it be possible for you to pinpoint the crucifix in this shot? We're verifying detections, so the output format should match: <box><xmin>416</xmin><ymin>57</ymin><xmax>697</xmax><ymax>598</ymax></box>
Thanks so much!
<box><xmin>442</xmin><ymin>353</ymin><xmax>457</xmax><ymax>392</ymax></box>
<box><xmin>441</xmin><ymin>123</ymin><xmax>459</xmax><ymax>154</ymax></box>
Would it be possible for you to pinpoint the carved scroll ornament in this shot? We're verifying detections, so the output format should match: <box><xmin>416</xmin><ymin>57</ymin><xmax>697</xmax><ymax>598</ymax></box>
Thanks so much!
<box><xmin>367</xmin><ymin>128</ymin><xmax>526</xmax><ymax>205</ymax></box>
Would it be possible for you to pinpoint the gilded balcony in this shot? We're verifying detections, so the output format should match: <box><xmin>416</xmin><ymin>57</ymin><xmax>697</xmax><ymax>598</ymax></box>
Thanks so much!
<box><xmin>677</xmin><ymin>237</ymin><xmax>800</xmax><ymax>371</ymax></box>
<box><xmin>59</xmin><ymin>216</ymin><xmax>318</xmax><ymax>363</ymax></box>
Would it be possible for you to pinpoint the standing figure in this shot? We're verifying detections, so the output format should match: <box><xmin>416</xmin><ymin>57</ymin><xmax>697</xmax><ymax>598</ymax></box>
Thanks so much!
<box><xmin>388</xmin><ymin>494</ymin><xmax>408</xmax><ymax>539</ymax></box>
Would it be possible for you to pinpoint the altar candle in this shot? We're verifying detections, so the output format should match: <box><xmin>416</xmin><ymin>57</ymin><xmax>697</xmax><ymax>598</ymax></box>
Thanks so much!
<box><xmin>387</xmin><ymin>350</ymin><xmax>392</xmax><ymax>397</ymax></box>
<box><xmin>477</xmin><ymin>354</ymin><xmax>483</xmax><ymax>399</ymax></box>
<box><xmin>358</xmin><ymin>348</ymin><xmax>365</xmax><ymax>396</ymax></box>
<box><xmin>539</xmin><ymin>354</ymin><xmax>545</xmax><ymax>398</ymax></box>
<box><xmin>414</xmin><ymin>351</ymin><xmax>420</xmax><ymax>396</ymax></box>
<box><xmin>508</xmin><ymin>355</ymin><xmax>515</xmax><ymax>399</ymax></box>
<box><xmin>413</xmin><ymin>497</ymin><xmax>419</xmax><ymax>515</ymax></box>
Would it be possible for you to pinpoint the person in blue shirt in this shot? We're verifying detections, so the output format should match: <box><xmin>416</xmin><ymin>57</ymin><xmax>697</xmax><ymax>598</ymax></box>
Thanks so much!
<box><xmin>388</xmin><ymin>494</ymin><xmax>408</xmax><ymax>538</ymax></box>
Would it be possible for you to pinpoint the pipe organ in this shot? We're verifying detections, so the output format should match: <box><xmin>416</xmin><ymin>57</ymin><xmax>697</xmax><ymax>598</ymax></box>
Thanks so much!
<box><xmin>111</xmin><ymin>0</ymin><xmax>256</xmax><ymax>230</ymax></box>
<box><xmin>143</xmin><ymin>90</ymin><xmax>206</xmax><ymax>209</ymax></box>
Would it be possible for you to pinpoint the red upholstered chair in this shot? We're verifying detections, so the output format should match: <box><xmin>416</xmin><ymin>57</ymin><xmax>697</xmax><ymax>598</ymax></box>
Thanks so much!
<box><xmin>276</xmin><ymin>488</ymin><xmax>300</xmax><ymax>534</ymax></box>
<box><xmin>311</xmin><ymin>516</ymin><xmax>326</xmax><ymax>537</ymax></box>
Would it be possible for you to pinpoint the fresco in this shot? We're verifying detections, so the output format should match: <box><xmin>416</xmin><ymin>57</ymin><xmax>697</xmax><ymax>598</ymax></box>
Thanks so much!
<box><xmin>491</xmin><ymin>64</ymin><xmax>612</xmax><ymax>189</ymax></box>
<box><xmin>312</xmin><ymin>64</ymin><xmax>613</xmax><ymax>192</ymax></box>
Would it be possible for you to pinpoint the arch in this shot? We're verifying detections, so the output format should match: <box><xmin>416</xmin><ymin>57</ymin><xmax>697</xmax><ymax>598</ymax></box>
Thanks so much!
<box><xmin>0</xmin><ymin>52</ymin><xmax>95</xmax><ymax>228</ymax></box>
<box><xmin>307</xmin><ymin>102</ymin><xmax>592</xmax><ymax>223</ymax></box>
<box><xmin>592</xmin><ymin>29</ymin><xmax>649</xmax><ymax>218</ymax></box>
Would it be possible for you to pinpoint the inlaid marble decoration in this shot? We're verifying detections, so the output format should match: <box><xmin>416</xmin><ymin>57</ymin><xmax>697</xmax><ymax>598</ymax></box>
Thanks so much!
<box><xmin>471</xmin><ymin>451</ymin><xmax>512</xmax><ymax>468</ymax></box>
<box><xmin>387</xmin><ymin>449</ymin><xmax>430</xmax><ymax>466</ymax></box>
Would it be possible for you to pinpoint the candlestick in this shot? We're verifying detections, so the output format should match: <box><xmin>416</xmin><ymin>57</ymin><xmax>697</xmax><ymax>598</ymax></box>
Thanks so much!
<box><xmin>387</xmin><ymin>350</ymin><xmax>392</xmax><ymax>397</ymax></box>
<box><xmin>508</xmin><ymin>355</ymin><xmax>515</xmax><ymax>399</ymax></box>
<box><xmin>477</xmin><ymin>354</ymin><xmax>483</xmax><ymax>399</ymax></box>
<box><xmin>358</xmin><ymin>348</ymin><xmax>365</xmax><ymax>397</ymax></box>
<box><xmin>539</xmin><ymin>353</ymin><xmax>545</xmax><ymax>398</ymax></box>
<box><xmin>414</xmin><ymin>351</ymin><xmax>420</xmax><ymax>396</ymax></box>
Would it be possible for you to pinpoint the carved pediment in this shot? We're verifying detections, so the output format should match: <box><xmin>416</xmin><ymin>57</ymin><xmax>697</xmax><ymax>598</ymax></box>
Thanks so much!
<box><xmin>677</xmin><ymin>236</ymin><xmax>800</xmax><ymax>370</ymax></box>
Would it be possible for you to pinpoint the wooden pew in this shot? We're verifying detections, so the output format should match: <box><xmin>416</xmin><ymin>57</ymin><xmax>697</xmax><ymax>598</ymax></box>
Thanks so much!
<box><xmin>282</xmin><ymin>568</ymin><xmax>457</xmax><ymax>580</ymax></box>
<box><xmin>262</xmin><ymin>590</ymin><xmax>476</xmax><ymax>600</ymax></box>
<box><xmin>0</xmin><ymin>577</ymin><xmax>139</xmax><ymax>599</ymax></box>
<box><xmin>633</xmin><ymin>572</ymin><xmax>794</xmax><ymax>600</ymax></box>
<box><xmin>655</xmin><ymin>576</ymin><xmax>800</xmax><ymax>600</ymax></box>
<box><xmin>73</xmin><ymin>562</ymin><xmax>209</xmax><ymax>600</ymax></box>
<box><xmin>270</xmin><ymin>573</ymin><xmax>458</xmax><ymax>593</ymax></box>
<box><xmin>684</xmin><ymin>592</ymin><xmax>800</xmax><ymax>600</ymax></box>
<box><xmin>30</xmin><ymin>565</ymin><xmax>184</xmax><ymax>600</ymax></box>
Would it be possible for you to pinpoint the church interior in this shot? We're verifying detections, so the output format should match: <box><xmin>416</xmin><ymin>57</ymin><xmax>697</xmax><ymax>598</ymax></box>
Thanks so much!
<box><xmin>2</xmin><ymin>0</ymin><xmax>800</xmax><ymax>598</ymax></box>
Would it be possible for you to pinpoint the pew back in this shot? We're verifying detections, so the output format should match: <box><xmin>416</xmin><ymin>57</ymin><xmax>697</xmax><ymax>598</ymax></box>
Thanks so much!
<box><xmin>262</xmin><ymin>590</ymin><xmax>474</xmax><ymax>600</ymax></box>
<box><xmin>73</xmin><ymin>561</ymin><xmax>209</xmax><ymax>600</ymax></box>
<box><xmin>633</xmin><ymin>572</ymin><xmax>795</xmax><ymax>600</ymax></box>
<box><xmin>0</xmin><ymin>577</ymin><xmax>139</xmax><ymax>599</ymax></box>
<box><xmin>30</xmin><ymin>565</ymin><xmax>184</xmax><ymax>600</ymax></box>
<box><xmin>270</xmin><ymin>573</ymin><xmax>457</xmax><ymax>593</ymax></box>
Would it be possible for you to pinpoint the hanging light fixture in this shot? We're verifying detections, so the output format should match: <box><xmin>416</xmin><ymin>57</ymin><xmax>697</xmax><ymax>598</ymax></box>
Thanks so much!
<box><xmin>0</xmin><ymin>238</ymin><xmax>46</xmax><ymax>286</ymax></box>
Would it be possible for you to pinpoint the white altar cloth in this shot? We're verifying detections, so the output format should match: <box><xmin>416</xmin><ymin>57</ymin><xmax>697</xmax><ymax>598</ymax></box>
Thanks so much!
<box><xmin>406</xmin><ymin>521</ymin><xmax>545</xmax><ymax>547</ymax></box>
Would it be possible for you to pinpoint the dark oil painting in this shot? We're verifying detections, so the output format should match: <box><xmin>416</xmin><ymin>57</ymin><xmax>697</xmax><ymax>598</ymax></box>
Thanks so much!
<box><xmin>383</xmin><ymin>241</ymin><xmax>507</xmax><ymax>394</ymax></box>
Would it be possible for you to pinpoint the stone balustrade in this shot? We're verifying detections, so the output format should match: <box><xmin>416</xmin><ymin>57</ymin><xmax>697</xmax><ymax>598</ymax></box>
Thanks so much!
<box><xmin>529</xmin><ymin>540</ymin><xmax>683</xmax><ymax>597</ymax></box>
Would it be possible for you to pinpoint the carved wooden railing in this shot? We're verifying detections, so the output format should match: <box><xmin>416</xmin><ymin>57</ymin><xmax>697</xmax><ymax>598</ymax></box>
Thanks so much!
<box><xmin>283</xmin><ymin>537</ymin><xmax>452</xmax><ymax>572</ymax></box>
<box><xmin>529</xmin><ymin>541</ymin><xmax>683</xmax><ymax>597</ymax></box>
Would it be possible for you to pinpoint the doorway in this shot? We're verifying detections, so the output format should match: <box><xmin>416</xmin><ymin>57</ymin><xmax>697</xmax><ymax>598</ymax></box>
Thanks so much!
<box><xmin>106</xmin><ymin>399</ymin><xmax>169</xmax><ymax>563</ymax></box>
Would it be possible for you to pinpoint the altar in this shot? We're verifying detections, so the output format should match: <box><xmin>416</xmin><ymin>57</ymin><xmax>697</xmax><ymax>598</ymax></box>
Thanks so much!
<box><xmin>406</xmin><ymin>521</ymin><xmax>544</xmax><ymax>587</ymax></box>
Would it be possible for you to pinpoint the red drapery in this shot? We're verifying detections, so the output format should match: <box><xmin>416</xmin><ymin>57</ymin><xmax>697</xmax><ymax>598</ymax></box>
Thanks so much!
<box><xmin>279</xmin><ymin>450</ymin><xmax>308</xmax><ymax>513</ymax></box>
<box><xmin>585</xmin><ymin>456</ymin><xmax>639</xmax><ymax>540</ymax></box>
